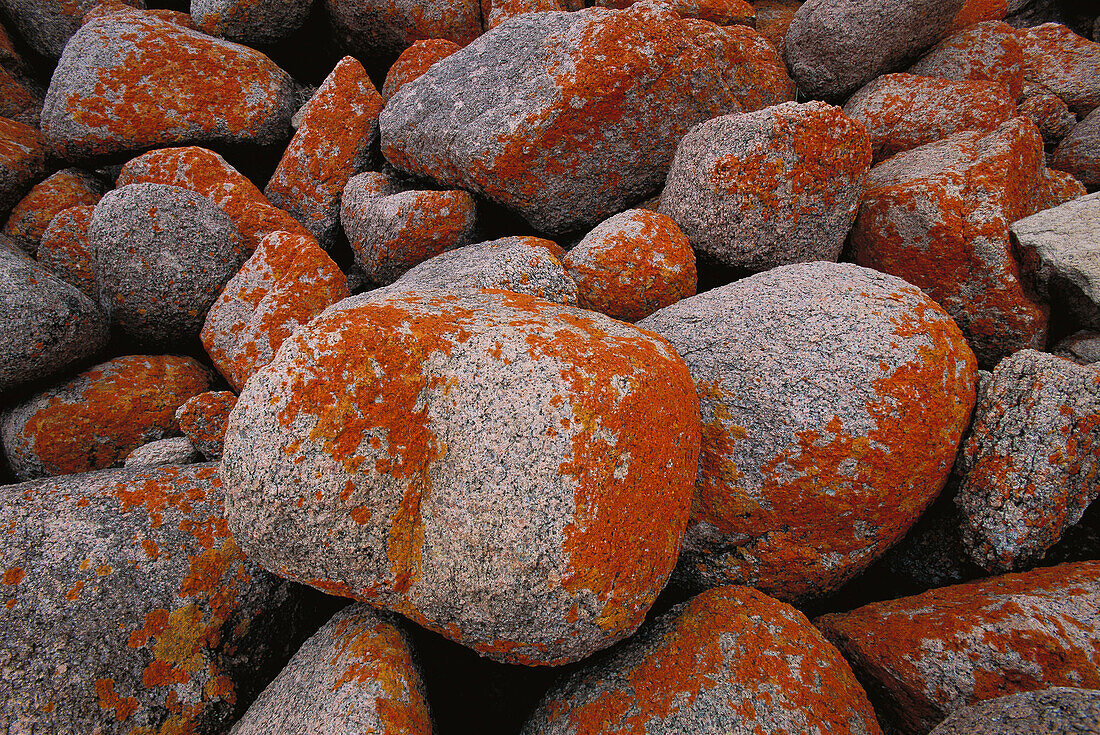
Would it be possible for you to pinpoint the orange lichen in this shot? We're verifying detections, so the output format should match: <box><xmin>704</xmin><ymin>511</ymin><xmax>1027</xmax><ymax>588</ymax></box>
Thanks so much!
<box><xmin>381</xmin><ymin>39</ymin><xmax>461</xmax><ymax>102</ymax></box>
<box><xmin>912</xmin><ymin>21</ymin><xmax>1025</xmax><ymax>100</ymax></box>
<box><xmin>96</xmin><ymin>678</ymin><xmax>140</xmax><ymax>721</ymax></box>
<box><xmin>37</xmin><ymin>204</ymin><xmax>96</xmax><ymax>298</ymax></box>
<box><xmin>176</xmin><ymin>391</ymin><xmax>236</xmax><ymax>455</ymax></box>
<box><xmin>951</xmin><ymin>0</ymin><xmax>1008</xmax><ymax>32</ymax></box>
<box><xmin>2</xmin><ymin>169</ymin><xmax>103</xmax><ymax>250</ymax></box>
<box><xmin>2</xmin><ymin>567</ymin><xmax>24</xmax><ymax>585</ymax></box>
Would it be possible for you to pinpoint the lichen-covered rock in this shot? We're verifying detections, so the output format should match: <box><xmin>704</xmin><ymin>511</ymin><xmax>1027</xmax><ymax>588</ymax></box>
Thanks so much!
<box><xmin>659</xmin><ymin>102</ymin><xmax>871</xmax><ymax>272</ymax></box>
<box><xmin>118</xmin><ymin>146</ymin><xmax>309</xmax><ymax>252</ymax></box>
<box><xmin>0</xmin><ymin>0</ymin><xmax>142</xmax><ymax>57</ymax></box>
<box><xmin>563</xmin><ymin>209</ymin><xmax>695</xmax><ymax>322</ymax></box>
<box><xmin>2</xmin><ymin>168</ymin><xmax>107</xmax><ymax>254</ymax></box>
<box><xmin>392</xmin><ymin>237</ymin><xmax>578</xmax><ymax>305</ymax></box>
<box><xmin>0</xmin><ymin>26</ymin><xmax>44</xmax><ymax>125</ymax></box>
<box><xmin>955</xmin><ymin>350</ymin><xmax>1100</xmax><ymax>572</ymax></box>
<box><xmin>326</xmin><ymin>0</ymin><xmax>481</xmax><ymax>59</ymax></box>
<box><xmin>1052</xmin><ymin>108</ymin><xmax>1100</xmax><ymax>190</ymax></box>
<box><xmin>850</xmin><ymin>117</ymin><xmax>1084</xmax><ymax>367</ymax></box>
<box><xmin>1018</xmin><ymin>23</ymin><xmax>1100</xmax><ymax>116</ymax></box>
<box><xmin>0</xmin><ymin>247</ymin><xmax>108</xmax><ymax>396</ymax></box>
<box><xmin>784</xmin><ymin>0</ymin><xmax>965</xmax><ymax>100</ymax></box>
<box><xmin>36</xmin><ymin>205</ymin><xmax>96</xmax><ymax>300</ymax></box>
<box><xmin>201</xmin><ymin>230</ymin><xmax>348</xmax><ymax>392</ymax></box>
<box><xmin>0</xmin><ymin>464</ymin><xmax>309</xmax><ymax>734</ymax></box>
<box><xmin>176</xmin><ymin>391</ymin><xmax>237</xmax><ymax>461</ymax></box>
<box><xmin>594</xmin><ymin>0</ymin><xmax>756</xmax><ymax>26</ymax></box>
<box><xmin>192</xmin><ymin>0</ymin><xmax>313</xmax><ymax>45</ymax></box>
<box><xmin>230</xmin><ymin>604</ymin><xmax>432</xmax><ymax>734</ymax></box>
<box><xmin>522</xmin><ymin>586</ymin><xmax>882</xmax><ymax>735</ymax></box>
<box><xmin>265</xmin><ymin>58</ymin><xmax>384</xmax><ymax>249</ymax></box>
<box><xmin>485</xmin><ymin>0</ymin><xmax>564</xmax><ymax>30</ymax></box>
<box><xmin>843</xmin><ymin>74</ymin><xmax>1015</xmax><ymax>162</ymax></box>
<box><xmin>381</xmin><ymin>39</ymin><xmax>461</xmax><ymax>103</ymax></box>
<box><xmin>637</xmin><ymin>262</ymin><xmax>978</xmax><ymax>603</ymax></box>
<box><xmin>41</xmin><ymin>8</ymin><xmax>298</xmax><ymax>160</ymax></box>
<box><xmin>221</xmin><ymin>288</ymin><xmax>701</xmax><ymax>665</ymax></box>
<box><xmin>814</xmin><ymin>561</ymin><xmax>1100</xmax><ymax>735</ymax></box>
<box><xmin>928</xmin><ymin>687</ymin><xmax>1100</xmax><ymax>735</ymax></box>
<box><xmin>0</xmin><ymin>116</ymin><xmax>46</xmax><ymax>218</ymax></box>
<box><xmin>909</xmin><ymin>20</ymin><xmax>1025</xmax><ymax>99</ymax></box>
<box><xmin>381</xmin><ymin>5</ymin><xmax>794</xmax><ymax>235</ymax></box>
<box><xmin>950</xmin><ymin>0</ymin><xmax>1008</xmax><ymax>30</ymax></box>
<box><xmin>754</xmin><ymin>0</ymin><xmax>801</xmax><ymax>54</ymax></box>
<box><xmin>1018</xmin><ymin>81</ymin><xmax>1079</xmax><ymax>144</ymax></box>
<box><xmin>341</xmin><ymin>173</ymin><xmax>478</xmax><ymax>285</ymax></box>
<box><xmin>90</xmin><ymin>183</ymin><xmax>246</xmax><ymax>348</ymax></box>
<box><xmin>1053</xmin><ymin>330</ymin><xmax>1100</xmax><ymax>364</ymax></box>
<box><xmin>1</xmin><ymin>355</ymin><xmax>214</xmax><ymax>481</ymax></box>
<box><xmin>124</xmin><ymin>436</ymin><xmax>203</xmax><ymax>468</ymax></box>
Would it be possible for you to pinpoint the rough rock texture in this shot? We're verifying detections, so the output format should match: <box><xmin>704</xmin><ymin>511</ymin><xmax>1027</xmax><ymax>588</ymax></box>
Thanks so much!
<box><xmin>637</xmin><ymin>262</ymin><xmax>978</xmax><ymax>604</ymax></box>
<box><xmin>381</xmin><ymin>5</ymin><xmax>794</xmax><ymax>235</ymax></box>
<box><xmin>201</xmin><ymin>230</ymin><xmax>348</xmax><ymax>392</ymax></box>
<box><xmin>522</xmin><ymin>586</ymin><xmax>882</xmax><ymax>735</ymax></box>
<box><xmin>843</xmin><ymin>74</ymin><xmax>1015</xmax><ymax>162</ymax></box>
<box><xmin>0</xmin><ymin>247</ymin><xmax>108</xmax><ymax>396</ymax></box>
<box><xmin>909</xmin><ymin>21</ymin><xmax>1025</xmax><ymax>100</ymax></box>
<box><xmin>850</xmin><ymin>117</ymin><xmax>1084</xmax><ymax>367</ymax></box>
<box><xmin>341</xmin><ymin>172</ymin><xmax>479</xmax><ymax>285</ymax></box>
<box><xmin>0</xmin><ymin>24</ymin><xmax>44</xmax><ymax>126</ymax></box>
<box><xmin>176</xmin><ymin>391</ymin><xmax>237</xmax><ymax>461</ymax></box>
<box><xmin>0</xmin><ymin>464</ymin><xmax>308</xmax><ymax>734</ymax></box>
<box><xmin>3</xmin><ymin>168</ymin><xmax>107</xmax><ymax>254</ymax></box>
<box><xmin>192</xmin><ymin>0</ymin><xmax>313</xmax><ymax>45</ymax></box>
<box><xmin>0</xmin><ymin>117</ymin><xmax>46</xmax><ymax>218</ymax></box>
<box><xmin>118</xmin><ymin>146</ymin><xmax>310</xmax><ymax>252</ymax></box>
<box><xmin>815</xmin><ymin>561</ymin><xmax>1100</xmax><ymax>735</ymax></box>
<box><xmin>41</xmin><ymin>8</ymin><xmax>298</xmax><ymax>160</ymax></box>
<box><xmin>327</xmin><ymin>0</ymin><xmax>481</xmax><ymax>59</ymax></box>
<box><xmin>754</xmin><ymin>0</ymin><xmax>801</xmax><ymax>55</ymax></box>
<box><xmin>265</xmin><ymin>57</ymin><xmax>384</xmax><ymax>249</ymax></box>
<box><xmin>928</xmin><ymin>687</ymin><xmax>1100</xmax><ymax>735</ymax></box>
<box><xmin>660</xmin><ymin>102</ymin><xmax>870</xmax><ymax>271</ymax></box>
<box><xmin>36</xmin><ymin>205</ymin><xmax>96</xmax><ymax>300</ymax></box>
<box><xmin>90</xmin><ymin>183</ymin><xmax>246</xmax><ymax>348</ymax></box>
<box><xmin>381</xmin><ymin>39</ymin><xmax>461</xmax><ymax>103</ymax></box>
<box><xmin>1019</xmin><ymin>81</ymin><xmax>1079</xmax><ymax>144</ymax></box>
<box><xmin>221</xmin><ymin>289</ymin><xmax>701</xmax><ymax>665</ymax></box>
<box><xmin>1053</xmin><ymin>108</ymin><xmax>1100</xmax><ymax>190</ymax></box>
<box><xmin>230</xmin><ymin>604</ymin><xmax>432</xmax><ymax>734</ymax></box>
<box><xmin>783</xmin><ymin>0</ymin><xmax>966</xmax><ymax>100</ymax></box>
<box><xmin>955</xmin><ymin>350</ymin><xmax>1100</xmax><ymax>572</ymax></box>
<box><xmin>392</xmin><ymin>237</ymin><xmax>578</xmax><ymax>305</ymax></box>
<box><xmin>1</xmin><ymin>354</ymin><xmax>214</xmax><ymax>481</ymax></box>
<box><xmin>1011</xmin><ymin>191</ymin><xmax>1100</xmax><ymax>327</ymax></box>
<box><xmin>1053</xmin><ymin>330</ymin><xmax>1100</xmax><ymax>364</ymax></box>
<box><xmin>563</xmin><ymin>209</ymin><xmax>696</xmax><ymax>322</ymax></box>
<box><xmin>1018</xmin><ymin>23</ymin><xmax>1100</xmax><ymax>116</ymax></box>
<box><xmin>0</xmin><ymin>0</ymin><xmax>143</xmax><ymax>58</ymax></box>
<box><xmin>951</xmin><ymin>0</ymin><xmax>1008</xmax><ymax>30</ymax></box>
<box><xmin>124</xmin><ymin>436</ymin><xmax>203</xmax><ymax>468</ymax></box>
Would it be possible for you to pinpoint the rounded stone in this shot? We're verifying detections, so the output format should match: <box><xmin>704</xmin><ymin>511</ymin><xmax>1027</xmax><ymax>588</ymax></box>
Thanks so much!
<box><xmin>381</xmin><ymin>39</ymin><xmax>461</xmax><ymax>103</ymax></box>
<box><xmin>908</xmin><ymin>20</ymin><xmax>1026</xmax><ymax>100</ymax></box>
<box><xmin>221</xmin><ymin>288</ymin><xmax>702</xmax><ymax>665</ymax></box>
<box><xmin>2</xmin><ymin>167</ymin><xmax>106</xmax><ymax>254</ymax></box>
<box><xmin>124</xmin><ymin>436</ymin><xmax>203</xmax><ymax>468</ymax></box>
<box><xmin>638</xmin><ymin>261</ymin><xmax>978</xmax><ymax>603</ymax></box>
<box><xmin>326</xmin><ymin>0</ymin><xmax>481</xmax><ymax>59</ymax></box>
<box><xmin>192</xmin><ymin>0</ymin><xmax>313</xmax><ymax>45</ymax></box>
<box><xmin>0</xmin><ymin>116</ymin><xmax>46</xmax><ymax>218</ymax></box>
<box><xmin>928</xmin><ymin>688</ymin><xmax>1100</xmax><ymax>735</ymax></box>
<box><xmin>175</xmin><ymin>391</ymin><xmax>238</xmax><ymax>460</ymax></box>
<box><xmin>36</xmin><ymin>204</ymin><xmax>97</xmax><ymax>300</ymax></box>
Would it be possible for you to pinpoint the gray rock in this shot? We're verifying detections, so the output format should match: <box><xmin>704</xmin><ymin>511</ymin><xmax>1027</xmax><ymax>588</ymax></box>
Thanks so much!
<box><xmin>221</xmin><ymin>288</ymin><xmax>702</xmax><ymax>665</ymax></box>
<box><xmin>192</xmin><ymin>0</ymin><xmax>312</xmax><ymax>45</ymax></box>
<box><xmin>1012</xmin><ymin>191</ymin><xmax>1100</xmax><ymax>328</ymax></box>
<box><xmin>908</xmin><ymin>21</ymin><xmax>1026</xmax><ymax>101</ymax></box>
<box><xmin>327</xmin><ymin>0</ymin><xmax>481</xmax><ymax>59</ymax></box>
<box><xmin>124</xmin><ymin>436</ymin><xmax>202</xmax><ymax>468</ymax></box>
<box><xmin>0</xmin><ymin>464</ymin><xmax>309</xmax><ymax>734</ymax></box>
<box><xmin>90</xmin><ymin>183</ymin><xmax>246</xmax><ymax>348</ymax></box>
<box><xmin>783</xmin><ymin>0</ymin><xmax>965</xmax><ymax>100</ymax></box>
<box><xmin>0</xmin><ymin>117</ymin><xmax>46</xmax><ymax>219</ymax></box>
<box><xmin>0</xmin><ymin>0</ymin><xmax>137</xmax><ymax>58</ymax></box>
<box><xmin>659</xmin><ymin>102</ymin><xmax>871</xmax><ymax>271</ymax></box>
<box><xmin>1052</xmin><ymin>107</ymin><xmax>1100</xmax><ymax>190</ymax></box>
<box><xmin>1053</xmin><ymin>329</ymin><xmax>1100</xmax><ymax>364</ymax></box>
<box><xmin>0</xmin><ymin>247</ymin><xmax>108</xmax><ymax>396</ymax></box>
<box><xmin>230</xmin><ymin>603</ymin><xmax>431</xmax><ymax>734</ymax></box>
<box><xmin>638</xmin><ymin>262</ymin><xmax>978</xmax><ymax>604</ymax></box>
<box><xmin>955</xmin><ymin>349</ymin><xmax>1100</xmax><ymax>573</ymax></box>
<box><xmin>929</xmin><ymin>687</ymin><xmax>1100</xmax><ymax>735</ymax></box>
<box><xmin>380</xmin><ymin>4</ymin><xmax>792</xmax><ymax>235</ymax></box>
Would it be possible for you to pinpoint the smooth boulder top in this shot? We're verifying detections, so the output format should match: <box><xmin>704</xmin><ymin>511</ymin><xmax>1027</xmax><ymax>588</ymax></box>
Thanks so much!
<box><xmin>221</xmin><ymin>288</ymin><xmax>701</xmax><ymax>665</ymax></box>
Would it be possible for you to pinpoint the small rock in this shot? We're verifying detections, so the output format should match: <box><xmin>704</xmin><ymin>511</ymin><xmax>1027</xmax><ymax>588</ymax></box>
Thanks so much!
<box><xmin>380</xmin><ymin>39</ymin><xmax>461</xmax><ymax>103</ymax></box>
<box><xmin>35</xmin><ymin>205</ymin><xmax>97</xmax><ymax>300</ymax></box>
<box><xmin>1052</xmin><ymin>329</ymin><xmax>1100</xmax><ymax>364</ymax></box>
<box><xmin>909</xmin><ymin>20</ymin><xmax>1026</xmax><ymax>99</ymax></box>
<box><xmin>0</xmin><ymin>116</ymin><xmax>46</xmax><ymax>219</ymax></box>
<box><xmin>124</xmin><ymin>436</ymin><xmax>203</xmax><ymax>468</ymax></box>
<box><xmin>192</xmin><ymin>0</ymin><xmax>312</xmax><ymax>45</ymax></box>
<box><xmin>176</xmin><ymin>391</ymin><xmax>238</xmax><ymax>460</ymax></box>
<box><xmin>327</xmin><ymin>0</ymin><xmax>481</xmax><ymax>58</ymax></box>
<box><xmin>1018</xmin><ymin>23</ymin><xmax>1100</xmax><ymax>116</ymax></box>
<box><xmin>929</xmin><ymin>687</ymin><xmax>1100</xmax><ymax>735</ymax></box>
<box><xmin>2</xmin><ymin>168</ymin><xmax>107</xmax><ymax>255</ymax></box>
<box><xmin>1018</xmin><ymin>81</ymin><xmax>1080</xmax><ymax>144</ymax></box>
<box><xmin>1052</xmin><ymin>107</ymin><xmax>1100</xmax><ymax>190</ymax></box>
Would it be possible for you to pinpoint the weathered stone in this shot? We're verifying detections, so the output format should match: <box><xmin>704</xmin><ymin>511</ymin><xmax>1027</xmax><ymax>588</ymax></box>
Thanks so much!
<box><xmin>221</xmin><ymin>288</ymin><xmax>701</xmax><ymax>665</ymax></box>
<box><xmin>201</xmin><ymin>230</ymin><xmax>348</xmax><ymax>392</ymax></box>
<box><xmin>594</xmin><ymin>0</ymin><xmax>756</xmax><ymax>26</ymax></box>
<box><xmin>485</xmin><ymin>0</ymin><xmax>564</xmax><ymax>30</ymax></box>
<box><xmin>1052</xmin><ymin>108</ymin><xmax>1100</xmax><ymax>190</ymax></box>
<box><xmin>380</xmin><ymin>39</ymin><xmax>461</xmax><ymax>103</ymax></box>
<box><xmin>522</xmin><ymin>586</ymin><xmax>881</xmax><ymax>735</ymax></box>
<box><xmin>0</xmin><ymin>116</ymin><xmax>46</xmax><ymax>219</ymax></box>
<box><xmin>176</xmin><ymin>391</ymin><xmax>237</xmax><ymax>461</ymax></box>
<box><xmin>124</xmin><ymin>436</ymin><xmax>203</xmax><ymax>468</ymax></box>
<box><xmin>950</xmin><ymin>0</ymin><xmax>1008</xmax><ymax>31</ymax></box>
<box><xmin>326</xmin><ymin>0</ymin><xmax>481</xmax><ymax>59</ymax></box>
<box><xmin>230</xmin><ymin>604</ymin><xmax>432</xmax><ymax>734</ymax></box>
<box><xmin>1018</xmin><ymin>81</ymin><xmax>1079</xmax><ymax>144</ymax></box>
<box><xmin>36</xmin><ymin>205</ymin><xmax>96</xmax><ymax>300</ymax></box>
<box><xmin>1053</xmin><ymin>329</ymin><xmax>1100</xmax><ymax>364</ymax></box>
<box><xmin>1018</xmin><ymin>23</ymin><xmax>1100</xmax><ymax>116</ymax></box>
<box><xmin>0</xmin><ymin>0</ymin><xmax>143</xmax><ymax>57</ymax></box>
<box><xmin>637</xmin><ymin>262</ymin><xmax>978</xmax><ymax>603</ymax></box>
<box><xmin>192</xmin><ymin>0</ymin><xmax>312</xmax><ymax>45</ymax></box>
<box><xmin>909</xmin><ymin>20</ymin><xmax>1026</xmax><ymax>100</ymax></box>
<box><xmin>3</xmin><ymin>168</ymin><xmax>107</xmax><ymax>254</ymax></box>
<box><xmin>660</xmin><ymin>102</ymin><xmax>870</xmax><ymax>271</ymax></box>
<box><xmin>380</xmin><ymin>5</ymin><xmax>793</xmax><ymax>235</ymax></box>
<box><xmin>815</xmin><ymin>561</ymin><xmax>1100</xmax><ymax>735</ymax></box>
<box><xmin>753</xmin><ymin>0</ymin><xmax>801</xmax><ymax>54</ymax></box>
<box><xmin>928</xmin><ymin>687</ymin><xmax>1100</xmax><ymax>735</ymax></box>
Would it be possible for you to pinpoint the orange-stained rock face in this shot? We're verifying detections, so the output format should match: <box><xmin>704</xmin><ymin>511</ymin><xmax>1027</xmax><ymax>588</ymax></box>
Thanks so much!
<box><xmin>118</xmin><ymin>146</ymin><xmax>308</xmax><ymax>252</ymax></box>
<box><xmin>2</xmin><ymin>168</ymin><xmax>106</xmax><ymax>254</ymax></box>
<box><xmin>484</xmin><ymin>0</ymin><xmax>564</xmax><ymax>30</ymax></box>
<box><xmin>1017</xmin><ymin>23</ymin><xmax>1100</xmax><ymax>116</ymax></box>
<box><xmin>176</xmin><ymin>391</ymin><xmax>238</xmax><ymax>461</ymax></box>
<box><xmin>221</xmin><ymin>288</ymin><xmax>701</xmax><ymax>664</ymax></box>
<box><xmin>909</xmin><ymin>21</ymin><xmax>1025</xmax><ymax>100</ymax></box>
<box><xmin>815</xmin><ymin>561</ymin><xmax>1100</xmax><ymax>735</ymax></box>
<box><xmin>950</xmin><ymin>0</ymin><xmax>1007</xmax><ymax>32</ymax></box>
<box><xmin>1018</xmin><ymin>81</ymin><xmax>1079</xmax><ymax>144</ymax></box>
<box><xmin>0</xmin><ymin>116</ymin><xmax>47</xmax><ymax>217</ymax></box>
<box><xmin>753</xmin><ymin>0</ymin><xmax>801</xmax><ymax>54</ymax></box>
<box><xmin>0</xmin><ymin>355</ymin><xmax>215</xmax><ymax>480</ymax></box>
<box><xmin>381</xmin><ymin>39</ymin><xmax>461</xmax><ymax>102</ymax></box>
<box><xmin>592</xmin><ymin>0</ymin><xmax>756</xmax><ymax>27</ymax></box>
<box><xmin>564</xmin><ymin>209</ymin><xmax>696</xmax><ymax>322</ymax></box>
<box><xmin>36</xmin><ymin>204</ymin><xmax>97</xmax><ymax>300</ymax></box>
<box><xmin>851</xmin><ymin>117</ymin><xmax>1085</xmax><ymax>367</ymax></box>
<box><xmin>202</xmin><ymin>230</ymin><xmax>348</xmax><ymax>392</ymax></box>
<box><xmin>523</xmin><ymin>586</ymin><xmax>881</xmax><ymax>735</ymax></box>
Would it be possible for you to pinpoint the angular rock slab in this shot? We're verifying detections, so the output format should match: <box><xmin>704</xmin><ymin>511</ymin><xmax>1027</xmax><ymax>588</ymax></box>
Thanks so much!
<box><xmin>1053</xmin><ymin>107</ymin><xmax>1100</xmax><ymax>191</ymax></box>
<box><xmin>381</xmin><ymin>4</ymin><xmax>793</xmax><ymax>235</ymax></box>
<box><xmin>221</xmin><ymin>289</ymin><xmax>702</xmax><ymax>665</ymax></box>
<box><xmin>124</xmin><ymin>436</ymin><xmax>202</xmax><ymax>468</ymax></box>
<box><xmin>1018</xmin><ymin>23</ymin><xmax>1100</xmax><ymax>117</ymax></box>
<box><xmin>928</xmin><ymin>687</ymin><xmax>1100</xmax><ymax>735</ymax></box>
<box><xmin>815</xmin><ymin>561</ymin><xmax>1100</xmax><ymax>735</ymax></box>
<box><xmin>638</xmin><ymin>262</ymin><xmax>978</xmax><ymax>604</ymax></box>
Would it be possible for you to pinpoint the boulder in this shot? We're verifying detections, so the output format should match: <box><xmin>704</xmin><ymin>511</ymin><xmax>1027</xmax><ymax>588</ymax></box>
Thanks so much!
<box><xmin>0</xmin><ymin>26</ymin><xmax>44</xmax><ymax>125</ymax></box>
<box><xmin>0</xmin><ymin>0</ymin><xmax>142</xmax><ymax>58</ymax></box>
<box><xmin>176</xmin><ymin>391</ymin><xmax>237</xmax><ymax>461</ymax></box>
<box><xmin>1018</xmin><ymin>81</ymin><xmax>1079</xmax><ymax>144</ymax></box>
<box><xmin>1052</xmin><ymin>108</ymin><xmax>1100</xmax><ymax>190</ymax></box>
<box><xmin>1017</xmin><ymin>23</ymin><xmax>1100</xmax><ymax>116</ymax></box>
<box><xmin>380</xmin><ymin>39</ymin><xmax>461</xmax><ymax>103</ymax></box>
<box><xmin>1053</xmin><ymin>330</ymin><xmax>1100</xmax><ymax>364</ymax></box>
<box><xmin>35</xmin><ymin>205</ymin><xmax>96</xmax><ymax>300</ymax></box>
<box><xmin>928</xmin><ymin>688</ymin><xmax>1100</xmax><ymax>735</ymax></box>
<box><xmin>124</xmin><ymin>437</ymin><xmax>202</xmax><ymax>468</ymax></box>
<box><xmin>192</xmin><ymin>0</ymin><xmax>312</xmax><ymax>45</ymax></box>
<box><xmin>327</xmin><ymin>0</ymin><xmax>481</xmax><ymax>59</ymax></box>
<box><xmin>637</xmin><ymin>262</ymin><xmax>978</xmax><ymax>603</ymax></box>
<box><xmin>221</xmin><ymin>288</ymin><xmax>701</xmax><ymax>665</ymax></box>
<box><xmin>909</xmin><ymin>20</ymin><xmax>1025</xmax><ymax>99</ymax></box>
<box><xmin>0</xmin><ymin>117</ymin><xmax>46</xmax><ymax>218</ymax></box>
<box><xmin>2</xmin><ymin>168</ymin><xmax>107</xmax><ymax>254</ymax></box>
<box><xmin>753</xmin><ymin>0</ymin><xmax>801</xmax><ymax>55</ymax></box>
<box><xmin>485</xmin><ymin>0</ymin><xmax>564</xmax><ymax>29</ymax></box>
<box><xmin>950</xmin><ymin>0</ymin><xmax>1009</xmax><ymax>30</ymax></box>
